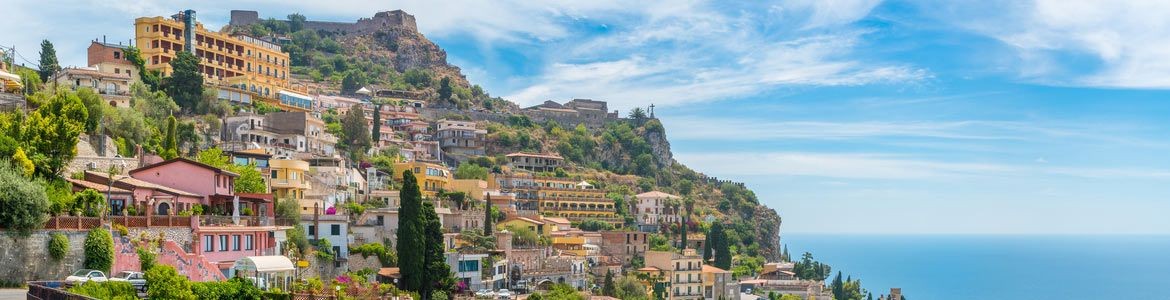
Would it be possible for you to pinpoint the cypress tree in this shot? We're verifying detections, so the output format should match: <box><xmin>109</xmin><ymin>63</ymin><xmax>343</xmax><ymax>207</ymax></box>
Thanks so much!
<box><xmin>712</xmin><ymin>222</ymin><xmax>732</xmax><ymax>270</ymax></box>
<box><xmin>484</xmin><ymin>202</ymin><xmax>493</xmax><ymax>235</ymax></box>
<box><xmin>371</xmin><ymin>103</ymin><xmax>381</xmax><ymax>145</ymax></box>
<box><xmin>831</xmin><ymin>271</ymin><xmax>844</xmax><ymax>300</ymax></box>
<box><xmin>422</xmin><ymin>201</ymin><xmax>451</xmax><ymax>299</ymax></box>
<box><xmin>702</xmin><ymin>228</ymin><xmax>712</xmax><ymax>262</ymax></box>
<box><xmin>162</xmin><ymin>115</ymin><xmax>178</xmax><ymax>159</ymax></box>
<box><xmin>396</xmin><ymin>170</ymin><xmax>424</xmax><ymax>292</ymax></box>
<box><xmin>38</xmin><ymin>40</ymin><xmax>59</xmax><ymax>83</ymax></box>
<box><xmin>602</xmin><ymin>270</ymin><xmax>616</xmax><ymax>296</ymax></box>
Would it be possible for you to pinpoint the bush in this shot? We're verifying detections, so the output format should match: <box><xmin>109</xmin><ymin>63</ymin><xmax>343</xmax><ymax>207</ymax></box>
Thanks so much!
<box><xmin>112</xmin><ymin>224</ymin><xmax>128</xmax><ymax>236</ymax></box>
<box><xmin>137</xmin><ymin>247</ymin><xmax>156</xmax><ymax>272</ymax></box>
<box><xmin>69</xmin><ymin>281</ymin><xmax>138</xmax><ymax>300</ymax></box>
<box><xmin>0</xmin><ymin>161</ymin><xmax>49</xmax><ymax>236</ymax></box>
<box><xmin>191</xmin><ymin>277</ymin><xmax>261</xmax><ymax>300</ymax></box>
<box><xmin>144</xmin><ymin>265</ymin><xmax>195</xmax><ymax>300</ymax></box>
<box><xmin>262</xmin><ymin>291</ymin><xmax>292</xmax><ymax>300</ymax></box>
<box><xmin>83</xmin><ymin>228</ymin><xmax>114</xmax><ymax>273</ymax></box>
<box><xmin>48</xmin><ymin>232</ymin><xmax>69</xmax><ymax>261</ymax></box>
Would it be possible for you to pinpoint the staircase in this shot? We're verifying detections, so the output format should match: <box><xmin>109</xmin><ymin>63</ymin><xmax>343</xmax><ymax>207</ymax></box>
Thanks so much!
<box><xmin>113</xmin><ymin>237</ymin><xmax>227</xmax><ymax>281</ymax></box>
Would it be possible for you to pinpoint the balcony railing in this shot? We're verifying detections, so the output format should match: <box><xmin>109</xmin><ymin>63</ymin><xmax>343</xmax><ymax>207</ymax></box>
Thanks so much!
<box><xmin>41</xmin><ymin>216</ymin><xmax>102</xmax><ymax>230</ymax></box>
<box><xmin>198</xmin><ymin>215</ymin><xmax>275</xmax><ymax>227</ymax></box>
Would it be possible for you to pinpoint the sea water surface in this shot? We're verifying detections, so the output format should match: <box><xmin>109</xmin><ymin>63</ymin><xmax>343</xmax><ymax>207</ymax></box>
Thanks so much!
<box><xmin>781</xmin><ymin>234</ymin><xmax>1170</xmax><ymax>300</ymax></box>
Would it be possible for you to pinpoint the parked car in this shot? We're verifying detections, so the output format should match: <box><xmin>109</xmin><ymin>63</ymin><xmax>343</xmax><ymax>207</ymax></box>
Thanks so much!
<box><xmin>64</xmin><ymin>269</ymin><xmax>107</xmax><ymax>285</ymax></box>
<box><xmin>496</xmin><ymin>289</ymin><xmax>513</xmax><ymax>299</ymax></box>
<box><xmin>108</xmin><ymin>271</ymin><xmax>146</xmax><ymax>291</ymax></box>
<box><xmin>476</xmin><ymin>289</ymin><xmax>496</xmax><ymax>298</ymax></box>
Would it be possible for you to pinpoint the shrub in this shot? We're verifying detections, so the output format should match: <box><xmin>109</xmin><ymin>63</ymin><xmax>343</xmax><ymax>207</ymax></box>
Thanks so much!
<box><xmin>191</xmin><ymin>277</ymin><xmax>261</xmax><ymax>300</ymax></box>
<box><xmin>69</xmin><ymin>281</ymin><xmax>138</xmax><ymax>300</ymax></box>
<box><xmin>72</xmin><ymin>189</ymin><xmax>106</xmax><ymax>217</ymax></box>
<box><xmin>83</xmin><ymin>228</ymin><xmax>114</xmax><ymax>273</ymax></box>
<box><xmin>144</xmin><ymin>265</ymin><xmax>195</xmax><ymax>300</ymax></box>
<box><xmin>112</xmin><ymin>224</ymin><xmax>129</xmax><ymax>236</ymax></box>
<box><xmin>48</xmin><ymin>232</ymin><xmax>69</xmax><ymax>261</ymax></box>
<box><xmin>0</xmin><ymin>161</ymin><xmax>49</xmax><ymax>236</ymax></box>
<box><xmin>137</xmin><ymin>246</ymin><xmax>156</xmax><ymax>272</ymax></box>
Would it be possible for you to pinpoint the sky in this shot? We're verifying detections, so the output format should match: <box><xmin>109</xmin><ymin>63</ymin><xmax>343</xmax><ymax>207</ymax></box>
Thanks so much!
<box><xmin>5</xmin><ymin>0</ymin><xmax>1170</xmax><ymax>234</ymax></box>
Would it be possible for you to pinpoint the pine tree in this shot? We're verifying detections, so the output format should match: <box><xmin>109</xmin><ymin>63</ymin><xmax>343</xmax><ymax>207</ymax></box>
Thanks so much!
<box><xmin>371</xmin><ymin>103</ymin><xmax>382</xmax><ymax>146</ymax></box>
<box><xmin>422</xmin><ymin>201</ymin><xmax>452</xmax><ymax>299</ymax></box>
<box><xmin>396</xmin><ymin>170</ymin><xmax>425</xmax><ymax>292</ymax></box>
<box><xmin>38</xmin><ymin>40</ymin><xmax>59</xmax><ymax>83</ymax></box>
<box><xmin>783</xmin><ymin>245</ymin><xmax>790</xmax><ymax>262</ymax></box>
<box><xmin>161</xmin><ymin>115</ymin><xmax>178</xmax><ymax>159</ymax></box>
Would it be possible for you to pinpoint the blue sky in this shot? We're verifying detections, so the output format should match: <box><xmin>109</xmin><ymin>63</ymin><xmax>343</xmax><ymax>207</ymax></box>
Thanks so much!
<box><xmin>6</xmin><ymin>0</ymin><xmax>1170</xmax><ymax>234</ymax></box>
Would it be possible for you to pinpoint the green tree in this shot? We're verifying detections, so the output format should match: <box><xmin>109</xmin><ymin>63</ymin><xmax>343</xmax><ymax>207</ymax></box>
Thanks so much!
<box><xmin>144</xmin><ymin>265</ymin><xmax>195</xmax><ymax>300</ymax></box>
<box><xmin>124</xmin><ymin>46</ymin><xmax>162</xmax><ymax>91</ymax></box>
<box><xmin>578</xmin><ymin>219</ymin><xmax>614</xmax><ymax>231</ymax></box>
<box><xmin>76</xmin><ymin>88</ymin><xmax>105</xmax><ymax>134</ymax></box>
<box><xmin>72</xmin><ymin>189</ymin><xmax>106</xmax><ymax>217</ymax></box>
<box><xmin>342</xmin><ymin>71</ymin><xmax>366</xmax><ymax>94</ymax></box>
<box><xmin>131</xmin><ymin>82</ymin><xmax>178</xmax><ymax>124</ymax></box>
<box><xmin>628</xmin><ymin>107</ymin><xmax>646</xmax><ymax>120</ymax></box>
<box><xmin>396</xmin><ymin>170</ymin><xmax>425</xmax><ymax>292</ymax></box>
<box><xmin>288</xmin><ymin>13</ymin><xmax>306</xmax><ymax>32</ymax></box>
<box><xmin>14</xmin><ymin>67</ymin><xmax>42</xmax><ymax>96</ymax></box>
<box><xmin>602</xmin><ymin>270</ymin><xmax>616</xmax><ymax>296</ymax></box>
<box><xmin>438</xmin><ymin>77</ymin><xmax>453</xmax><ymax>102</ymax></box>
<box><xmin>84</xmin><ymin>228</ymin><xmax>114</xmax><ymax>273</ymax></box>
<box><xmin>371</xmin><ymin>103</ymin><xmax>382</xmax><ymax>145</ymax></box>
<box><xmin>18</xmin><ymin>89</ymin><xmax>88</xmax><ymax>177</ymax></box>
<box><xmin>454</xmin><ymin>163</ymin><xmax>488</xmax><ymax>180</ymax></box>
<box><xmin>422</xmin><ymin>201</ymin><xmax>452</xmax><ymax>299</ymax></box>
<box><xmin>341</xmin><ymin>105</ymin><xmax>371</xmax><ymax>156</ymax></box>
<box><xmin>161</xmin><ymin>115</ymin><xmax>178</xmax><ymax>159</ymax></box>
<box><xmin>162</xmin><ymin>51</ymin><xmax>203</xmax><ymax>112</ymax></box>
<box><xmin>38</xmin><ymin>40</ymin><xmax>59</xmax><ymax>83</ymax></box>
<box><xmin>711</xmin><ymin>222</ymin><xmax>732</xmax><ymax>270</ymax></box>
<box><xmin>703</xmin><ymin>229</ymin><xmax>713</xmax><ymax>262</ymax></box>
<box><xmin>230</xmin><ymin>164</ymin><xmax>267</xmax><ymax>193</ymax></box>
<box><xmin>484</xmin><ymin>203</ymin><xmax>494</xmax><ymax>235</ymax></box>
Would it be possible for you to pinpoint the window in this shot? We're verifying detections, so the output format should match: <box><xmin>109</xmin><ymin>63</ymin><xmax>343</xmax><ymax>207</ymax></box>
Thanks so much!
<box><xmin>458</xmin><ymin>260</ymin><xmax>479</xmax><ymax>272</ymax></box>
<box><xmin>331</xmin><ymin>224</ymin><xmax>340</xmax><ymax>236</ymax></box>
<box><xmin>271</xmin><ymin>170</ymin><xmax>278</xmax><ymax>179</ymax></box>
<box><xmin>219</xmin><ymin>235</ymin><xmax>228</xmax><ymax>251</ymax></box>
<box><xmin>232</xmin><ymin>235</ymin><xmax>241</xmax><ymax>251</ymax></box>
<box><xmin>308</xmin><ymin>225</ymin><xmax>316</xmax><ymax>236</ymax></box>
<box><xmin>204</xmin><ymin>235</ymin><xmax>214</xmax><ymax>252</ymax></box>
<box><xmin>245</xmin><ymin>235</ymin><xmax>254</xmax><ymax>250</ymax></box>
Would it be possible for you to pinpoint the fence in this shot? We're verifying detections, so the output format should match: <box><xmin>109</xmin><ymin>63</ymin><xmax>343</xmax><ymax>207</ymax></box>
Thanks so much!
<box><xmin>41</xmin><ymin>216</ymin><xmax>102</xmax><ymax>230</ymax></box>
<box><xmin>26</xmin><ymin>281</ymin><xmax>97</xmax><ymax>300</ymax></box>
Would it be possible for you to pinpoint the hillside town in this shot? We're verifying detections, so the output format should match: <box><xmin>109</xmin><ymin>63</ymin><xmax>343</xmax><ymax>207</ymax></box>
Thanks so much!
<box><xmin>0</xmin><ymin>8</ymin><xmax>903</xmax><ymax>300</ymax></box>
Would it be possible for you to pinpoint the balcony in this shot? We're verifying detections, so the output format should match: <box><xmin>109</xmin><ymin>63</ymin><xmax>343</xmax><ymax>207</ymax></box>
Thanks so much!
<box><xmin>198</xmin><ymin>215</ymin><xmax>276</xmax><ymax>227</ymax></box>
<box><xmin>270</xmin><ymin>178</ymin><xmax>311</xmax><ymax>189</ymax></box>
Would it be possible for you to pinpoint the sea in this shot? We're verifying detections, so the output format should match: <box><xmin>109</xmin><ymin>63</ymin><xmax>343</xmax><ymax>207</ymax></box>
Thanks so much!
<box><xmin>780</xmin><ymin>234</ymin><xmax>1170</xmax><ymax>300</ymax></box>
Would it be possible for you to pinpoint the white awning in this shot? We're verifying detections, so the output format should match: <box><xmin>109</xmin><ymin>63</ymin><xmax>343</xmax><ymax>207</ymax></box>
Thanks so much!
<box><xmin>0</xmin><ymin>70</ymin><xmax>20</xmax><ymax>83</ymax></box>
<box><xmin>233</xmin><ymin>256</ymin><xmax>294</xmax><ymax>273</ymax></box>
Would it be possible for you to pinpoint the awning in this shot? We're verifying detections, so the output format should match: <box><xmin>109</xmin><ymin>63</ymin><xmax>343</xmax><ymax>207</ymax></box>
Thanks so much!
<box><xmin>233</xmin><ymin>256</ymin><xmax>294</xmax><ymax>273</ymax></box>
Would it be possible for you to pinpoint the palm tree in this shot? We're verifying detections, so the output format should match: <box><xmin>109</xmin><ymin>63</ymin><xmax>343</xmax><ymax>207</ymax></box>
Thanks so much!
<box><xmin>629</xmin><ymin>107</ymin><xmax>647</xmax><ymax>119</ymax></box>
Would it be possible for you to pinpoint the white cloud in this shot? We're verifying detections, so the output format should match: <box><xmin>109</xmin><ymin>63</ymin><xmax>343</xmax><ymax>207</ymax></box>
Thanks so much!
<box><xmin>951</xmin><ymin>0</ymin><xmax>1170</xmax><ymax>88</ymax></box>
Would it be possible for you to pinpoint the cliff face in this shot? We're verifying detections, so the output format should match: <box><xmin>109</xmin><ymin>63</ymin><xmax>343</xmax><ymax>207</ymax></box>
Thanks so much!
<box><xmin>353</xmin><ymin>27</ymin><xmax>469</xmax><ymax>87</ymax></box>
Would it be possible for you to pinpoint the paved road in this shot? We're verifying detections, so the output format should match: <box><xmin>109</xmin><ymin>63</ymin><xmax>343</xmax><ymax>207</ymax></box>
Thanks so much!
<box><xmin>0</xmin><ymin>289</ymin><xmax>25</xmax><ymax>300</ymax></box>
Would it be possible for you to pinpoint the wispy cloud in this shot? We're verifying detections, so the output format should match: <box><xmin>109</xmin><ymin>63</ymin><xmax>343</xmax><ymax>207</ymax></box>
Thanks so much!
<box><xmin>677</xmin><ymin>151</ymin><xmax>1170</xmax><ymax>180</ymax></box>
<box><xmin>938</xmin><ymin>0</ymin><xmax>1170</xmax><ymax>88</ymax></box>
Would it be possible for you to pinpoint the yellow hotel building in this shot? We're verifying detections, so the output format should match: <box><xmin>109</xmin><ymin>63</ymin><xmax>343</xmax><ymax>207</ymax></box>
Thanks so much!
<box><xmin>134</xmin><ymin>12</ymin><xmax>296</xmax><ymax>102</ymax></box>
<box><xmin>490</xmin><ymin>173</ymin><xmax>622</xmax><ymax>227</ymax></box>
<box><xmin>393</xmin><ymin>162</ymin><xmax>453</xmax><ymax>198</ymax></box>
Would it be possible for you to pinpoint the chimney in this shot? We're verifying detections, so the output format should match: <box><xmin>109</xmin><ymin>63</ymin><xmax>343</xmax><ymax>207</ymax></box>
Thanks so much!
<box><xmin>103</xmin><ymin>35</ymin><xmax>106</xmax><ymax>44</ymax></box>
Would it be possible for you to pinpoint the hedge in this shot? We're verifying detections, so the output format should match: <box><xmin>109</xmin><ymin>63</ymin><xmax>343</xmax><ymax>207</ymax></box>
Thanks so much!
<box><xmin>83</xmin><ymin>228</ymin><xmax>114</xmax><ymax>273</ymax></box>
<box><xmin>48</xmin><ymin>232</ymin><xmax>69</xmax><ymax>261</ymax></box>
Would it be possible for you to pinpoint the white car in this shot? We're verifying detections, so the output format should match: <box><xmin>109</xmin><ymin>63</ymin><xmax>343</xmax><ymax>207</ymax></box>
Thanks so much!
<box><xmin>65</xmin><ymin>269</ymin><xmax>108</xmax><ymax>285</ymax></box>
<box><xmin>108</xmin><ymin>271</ymin><xmax>146</xmax><ymax>291</ymax></box>
<box><xmin>496</xmin><ymin>289</ymin><xmax>513</xmax><ymax>299</ymax></box>
<box><xmin>476</xmin><ymin>289</ymin><xmax>496</xmax><ymax>298</ymax></box>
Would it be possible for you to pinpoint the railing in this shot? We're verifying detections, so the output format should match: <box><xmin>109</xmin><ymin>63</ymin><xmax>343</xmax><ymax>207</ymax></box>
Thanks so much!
<box><xmin>198</xmin><ymin>215</ymin><xmax>275</xmax><ymax>227</ymax></box>
<box><xmin>276</xmin><ymin>217</ymin><xmax>299</xmax><ymax>226</ymax></box>
<box><xmin>42</xmin><ymin>216</ymin><xmax>102</xmax><ymax>230</ymax></box>
<box><xmin>110</xmin><ymin>216</ymin><xmax>148</xmax><ymax>227</ymax></box>
<box><xmin>152</xmin><ymin>215</ymin><xmax>191</xmax><ymax>227</ymax></box>
<box><xmin>27</xmin><ymin>281</ymin><xmax>97</xmax><ymax>300</ymax></box>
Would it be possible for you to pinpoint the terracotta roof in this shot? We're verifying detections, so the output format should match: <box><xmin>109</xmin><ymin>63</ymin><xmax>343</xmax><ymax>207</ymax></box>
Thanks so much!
<box><xmin>636</xmin><ymin>191</ymin><xmax>680</xmax><ymax>199</ymax></box>
<box><xmin>540</xmin><ymin>216</ymin><xmax>571</xmax><ymax>225</ymax></box>
<box><xmin>56</xmin><ymin>67</ymin><xmax>131</xmax><ymax>81</ymax></box>
<box><xmin>129</xmin><ymin>157</ymin><xmax>239</xmax><ymax>177</ymax></box>
<box><xmin>67</xmin><ymin>178</ymin><xmax>131</xmax><ymax>194</ymax></box>
<box><xmin>85</xmin><ymin>171</ymin><xmax>201</xmax><ymax>197</ymax></box>
<box><xmin>702</xmin><ymin>265</ymin><xmax>730</xmax><ymax>274</ymax></box>
<box><xmin>505</xmin><ymin>152</ymin><xmax>564</xmax><ymax>160</ymax></box>
<box><xmin>504</xmin><ymin>216</ymin><xmax>544</xmax><ymax>225</ymax></box>
<box><xmin>377</xmin><ymin>267</ymin><xmax>400</xmax><ymax>278</ymax></box>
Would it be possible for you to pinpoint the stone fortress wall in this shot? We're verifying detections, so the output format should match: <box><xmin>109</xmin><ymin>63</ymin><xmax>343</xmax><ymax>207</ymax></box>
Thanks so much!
<box><xmin>230</xmin><ymin>10</ymin><xmax>417</xmax><ymax>35</ymax></box>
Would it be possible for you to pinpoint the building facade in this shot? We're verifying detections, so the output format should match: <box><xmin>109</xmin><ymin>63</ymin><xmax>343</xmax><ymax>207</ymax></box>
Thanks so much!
<box><xmin>436</xmin><ymin>119</ymin><xmax>486</xmax><ymax>156</ymax></box>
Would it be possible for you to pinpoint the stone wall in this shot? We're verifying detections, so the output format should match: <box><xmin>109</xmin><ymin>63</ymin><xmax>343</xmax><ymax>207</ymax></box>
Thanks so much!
<box><xmin>0</xmin><ymin>231</ymin><xmax>89</xmax><ymax>283</ymax></box>
<box><xmin>229</xmin><ymin>10</ymin><xmax>418</xmax><ymax>36</ymax></box>
<box><xmin>126</xmin><ymin>227</ymin><xmax>194</xmax><ymax>252</ymax></box>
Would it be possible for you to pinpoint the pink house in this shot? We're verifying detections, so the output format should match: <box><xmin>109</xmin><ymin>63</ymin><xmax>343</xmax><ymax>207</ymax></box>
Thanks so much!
<box><xmin>84</xmin><ymin>170</ymin><xmax>204</xmax><ymax>216</ymax></box>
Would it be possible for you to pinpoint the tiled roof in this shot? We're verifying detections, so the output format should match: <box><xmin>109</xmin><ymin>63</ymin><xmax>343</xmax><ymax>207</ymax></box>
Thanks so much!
<box><xmin>702</xmin><ymin>265</ymin><xmax>730</xmax><ymax>273</ymax></box>
<box><xmin>67</xmin><ymin>178</ymin><xmax>131</xmax><ymax>194</ymax></box>
<box><xmin>85</xmin><ymin>171</ymin><xmax>202</xmax><ymax>197</ymax></box>
<box><xmin>636</xmin><ymin>191</ymin><xmax>680</xmax><ymax>199</ymax></box>
<box><xmin>506</xmin><ymin>152</ymin><xmax>564</xmax><ymax>160</ymax></box>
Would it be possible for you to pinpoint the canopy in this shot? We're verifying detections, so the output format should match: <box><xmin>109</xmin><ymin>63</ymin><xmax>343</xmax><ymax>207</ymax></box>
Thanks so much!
<box><xmin>233</xmin><ymin>256</ymin><xmax>295</xmax><ymax>273</ymax></box>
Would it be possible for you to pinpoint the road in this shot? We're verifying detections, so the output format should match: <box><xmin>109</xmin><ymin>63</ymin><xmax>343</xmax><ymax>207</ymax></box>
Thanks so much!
<box><xmin>0</xmin><ymin>289</ymin><xmax>25</xmax><ymax>300</ymax></box>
